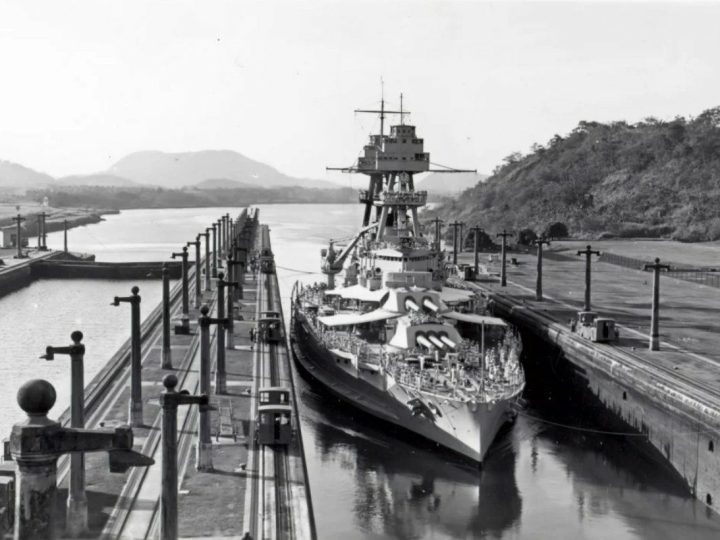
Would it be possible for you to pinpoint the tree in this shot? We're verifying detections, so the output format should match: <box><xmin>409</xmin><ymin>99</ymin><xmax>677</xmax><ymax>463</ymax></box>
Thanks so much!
<box><xmin>517</xmin><ymin>228</ymin><xmax>537</xmax><ymax>246</ymax></box>
<box><xmin>544</xmin><ymin>222</ymin><xmax>569</xmax><ymax>239</ymax></box>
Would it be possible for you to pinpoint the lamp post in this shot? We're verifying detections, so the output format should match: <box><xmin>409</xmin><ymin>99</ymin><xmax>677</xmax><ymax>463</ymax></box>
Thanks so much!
<box><xmin>496</xmin><ymin>230</ymin><xmax>514</xmax><ymax>287</ymax></box>
<box><xmin>40</xmin><ymin>331</ymin><xmax>88</xmax><ymax>536</ymax></box>
<box><xmin>644</xmin><ymin>257</ymin><xmax>670</xmax><ymax>351</ymax></box>
<box><xmin>534</xmin><ymin>237</ymin><xmax>551</xmax><ymax>301</ymax></box>
<box><xmin>577</xmin><ymin>245</ymin><xmax>600</xmax><ymax>312</ymax></box>
<box><xmin>160</xmin><ymin>374</ymin><xmax>208</xmax><ymax>540</ymax></box>
<box><xmin>111</xmin><ymin>286</ymin><xmax>143</xmax><ymax>426</ymax></box>
<box><xmin>171</xmin><ymin>246</ymin><xmax>190</xmax><ymax>334</ymax></box>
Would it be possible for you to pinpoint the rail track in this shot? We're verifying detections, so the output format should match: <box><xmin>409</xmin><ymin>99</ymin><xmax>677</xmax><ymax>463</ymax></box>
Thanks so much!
<box><xmin>246</xmin><ymin>227</ymin><xmax>297</xmax><ymax>540</ymax></box>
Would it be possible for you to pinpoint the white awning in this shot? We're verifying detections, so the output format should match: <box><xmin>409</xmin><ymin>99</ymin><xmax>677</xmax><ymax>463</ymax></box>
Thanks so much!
<box><xmin>325</xmin><ymin>284</ymin><xmax>388</xmax><ymax>303</ymax></box>
<box><xmin>441</xmin><ymin>311</ymin><xmax>507</xmax><ymax>327</ymax></box>
<box><xmin>318</xmin><ymin>308</ymin><xmax>401</xmax><ymax>327</ymax></box>
<box><xmin>440</xmin><ymin>286</ymin><xmax>475</xmax><ymax>304</ymax></box>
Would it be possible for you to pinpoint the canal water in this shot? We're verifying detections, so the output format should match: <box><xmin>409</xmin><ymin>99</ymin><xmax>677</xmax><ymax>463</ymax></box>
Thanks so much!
<box><xmin>3</xmin><ymin>205</ymin><xmax>719</xmax><ymax>539</ymax></box>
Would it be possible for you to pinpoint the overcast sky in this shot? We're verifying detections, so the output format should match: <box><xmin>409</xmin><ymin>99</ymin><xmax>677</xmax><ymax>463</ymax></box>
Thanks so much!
<box><xmin>1</xmin><ymin>1</ymin><xmax>719</xmax><ymax>185</ymax></box>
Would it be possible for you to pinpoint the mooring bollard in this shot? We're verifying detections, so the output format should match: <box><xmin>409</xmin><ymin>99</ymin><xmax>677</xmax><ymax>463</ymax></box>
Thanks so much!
<box><xmin>40</xmin><ymin>331</ymin><xmax>87</xmax><ymax>536</ymax></box>
<box><xmin>161</xmin><ymin>266</ymin><xmax>172</xmax><ymax>369</ymax></box>
<box><xmin>112</xmin><ymin>286</ymin><xmax>143</xmax><ymax>426</ymax></box>
<box><xmin>10</xmin><ymin>379</ymin><xmax>153</xmax><ymax>540</ymax></box>
<box><xmin>214</xmin><ymin>273</ymin><xmax>232</xmax><ymax>393</ymax></box>
<box><xmin>160</xmin><ymin>374</ymin><xmax>208</xmax><ymax>540</ymax></box>
<box><xmin>187</xmin><ymin>237</ymin><xmax>202</xmax><ymax>309</ymax></box>
<box><xmin>577</xmin><ymin>245</ymin><xmax>600</xmax><ymax>312</ymax></box>
<box><xmin>12</xmin><ymin>214</ymin><xmax>26</xmax><ymax>259</ymax></box>
<box><xmin>534</xmin><ymin>237</ymin><xmax>551</xmax><ymax>301</ymax></box>
<box><xmin>211</xmin><ymin>223</ymin><xmax>218</xmax><ymax>278</ymax></box>
<box><xmin>219</xmin><ymin>269</ymin><xmax>240</xmax><ymax>349</ymax></box>
<box><xmin>172</xmin><ymin>246</ymin><xmax>191</xmax><ymax>334</ymax></box>
<box><xmin>496</xmin><ymin>230</ymin><xmax>514</xmax><ymax>287</ymax></box>
<box><xmin>644</xmin><ymin>257</ymin><xmax>670</xmax><ymax>351</ymax></box>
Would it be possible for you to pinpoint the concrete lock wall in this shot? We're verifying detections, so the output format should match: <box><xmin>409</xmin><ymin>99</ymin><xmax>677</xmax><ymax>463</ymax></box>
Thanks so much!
<box><xmin>490</xmin><ymin>295</ymin><xmax>720</xmax><ymax>511</ymax></box>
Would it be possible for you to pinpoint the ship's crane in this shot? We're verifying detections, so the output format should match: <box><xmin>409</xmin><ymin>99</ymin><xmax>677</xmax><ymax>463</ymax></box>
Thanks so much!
<box><xmin>321</xmin><ymin>222</ymin><xmax>379</xmax><ymax>288</ymax></box>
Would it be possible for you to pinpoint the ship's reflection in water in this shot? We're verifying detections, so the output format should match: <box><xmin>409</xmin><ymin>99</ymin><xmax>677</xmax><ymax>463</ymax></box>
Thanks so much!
<box><xmin>299</xmin><ymin>381</ymin><xmax>522</xmax><ymax>539</ymax></box>
<box><xmin>299</xmin><ymin>371</ymin><xmax>720</xmax><ymax>539</ymax></box>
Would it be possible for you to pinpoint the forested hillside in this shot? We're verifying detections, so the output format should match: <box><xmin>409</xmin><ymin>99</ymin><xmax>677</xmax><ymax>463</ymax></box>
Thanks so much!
<box><xmin>433</xmin><ymin>108</ymin><xmax>720</xmax><ymax>241</ymax></box>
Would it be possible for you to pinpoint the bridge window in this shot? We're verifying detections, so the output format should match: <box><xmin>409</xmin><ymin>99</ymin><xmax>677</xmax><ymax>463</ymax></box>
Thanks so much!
<box><xmin>622</xmin><ymin>391</ymin><xmax>627</xmax><ymax>400</ymax></box>
<box><xmin>707</xmin><ymin>493</ymin><xmax>713</xmax><ymax>506</ymax></box>
<box><xmin>710</xmin><ymin>440</ymin><xmax>715</xmax><ymax>452</ymax></box>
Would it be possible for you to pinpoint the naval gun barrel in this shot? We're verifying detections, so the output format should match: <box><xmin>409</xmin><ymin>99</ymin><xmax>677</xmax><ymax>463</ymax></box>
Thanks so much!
<box><xmin>440</xmin><ymin>335</ymin><xmax>457</xmax><ymax>349</ymax></box>
<box><xmin>405</xmin><ymin>298</ymin><xmax>421</xmax><ymax>312</ymax></box>
<box><xmin>416</xmin><ymin>334</ymin><xmax>434</xmax><ymax>350</ymax></box>
<box><xmin>423</xmin><ymin>298</ymin><xmax>439</xmax><ymax>312</ymax></box>
<box><xmin>428</xmin><ymin>335</ymin><xmax>445</xmax><ymax>349</ymax></box>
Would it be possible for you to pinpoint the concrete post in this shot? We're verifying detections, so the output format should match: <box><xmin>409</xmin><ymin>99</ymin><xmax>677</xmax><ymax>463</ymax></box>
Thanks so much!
<box><xmin>112</xmin><ymin>286</ymin><xmax>143</xmax><ymax>426</ymax></box>
<box><xmin>576</xmin><ymin>245</ymin><xmax>600</xmax><ymax>312</ymax></box>
<box><xmin>162</xmin><ymin>266</ymin><xmax>172</xmax><ymax>369</ymax></box>
<box><xmin>211</xmin><ymin>224</ymin><xmax>218</xmax><ymax>279</ymax></box>
<box><xmin>172</xmin><ymin>246</ymin><xmax>190</xmax><ymax>334</ymax></box>
<box><xmin>534</xmin><ymin>237</ymin><xmax>551</xmax><ymax>301</ymax></box>
<box><xmin>12</xmin><ymin>214</ymin><xmax>26</xmax><ymax>259</ymax></box>
<box><xmin>496</xmin><ymin>230</ymin><xmax>514</xmax><ymax>287</ymax></box>
<box><xmin>160</xmin><ymin>374</ymin><xmax>208</xmax><ymax>540</ymax></box>
<box><xmin>40</xmin><ymin>331</ymin><xmax>87</xmax><ymax>536</ymax></box>
<box><xmin>187</xmin><ymin>237</ymin><xmax>202</xmax><ymax>309</ymax></box>
<box><xmin>203</xmin><ymin>229</ymin><xmax>212</xmax><ymax>292</ymax></box>
<box><xmin>63</xmin><ymin>219</ymin><xmax>68</xmax><ymax>253</ymax></box>
<box><xmin>644</xmin><ymin>257</ymin><xmax>670</xmax><ymax>351</ymax></box>
<box><xmin>10</xmin><ymin>379</ymin><xmax>153</xmax><ymax>540</ymax></box>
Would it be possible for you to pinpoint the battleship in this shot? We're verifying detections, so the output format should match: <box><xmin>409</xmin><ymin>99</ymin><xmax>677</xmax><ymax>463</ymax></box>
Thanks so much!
<box><xmin>290</xmin><ymin>97</ymin><xmax>525</xmax><ymax>463</ymax></box>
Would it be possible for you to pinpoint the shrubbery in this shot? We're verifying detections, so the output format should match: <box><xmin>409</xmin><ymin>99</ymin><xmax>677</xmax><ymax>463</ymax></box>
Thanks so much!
<box><xmin>433</xmin><ymin>107</ymin><xmax>720</xmax><ymax>242</ymax></box>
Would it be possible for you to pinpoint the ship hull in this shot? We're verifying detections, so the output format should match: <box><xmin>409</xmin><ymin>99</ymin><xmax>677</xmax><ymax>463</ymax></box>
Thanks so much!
<box><xmin>291</xmin><ymin>309</ymin><xmax>515</xmax><ymax>464</ymax></box>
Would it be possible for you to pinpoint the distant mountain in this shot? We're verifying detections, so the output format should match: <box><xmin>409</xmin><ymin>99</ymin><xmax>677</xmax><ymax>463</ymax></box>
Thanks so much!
<box><xmin>107</xmin><ymin>150</ymin><xmax>336</xmax><ymax>189</ymax></box>
<box><xmin>57</xmin><ymin>174</ymin><xmax>138</xmax><ymax>187</ymax></box>
<box><xmin>0</xmin><ymin>160</ymin><xmax>54</xmax><ymax>188</ymax></box>
<box><xmin>416</xmin><ymin>172</ymin><xmax>487</xmax><ymax>195</ymax></box>
<box><xmin>194</xmin><ymin>178</ymin><xmax>254</xmax><ymax>190</ymax></box>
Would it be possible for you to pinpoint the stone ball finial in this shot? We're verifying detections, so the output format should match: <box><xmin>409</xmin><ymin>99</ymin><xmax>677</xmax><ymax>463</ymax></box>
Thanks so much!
<box><xmin>131</xmin><ymin>286</ymin><xmax>140</xmax><ymax>295</ymax></box>
<box><xmin>17</xmin><ymin>379</ymin><xmax>56</xmax><ymax>416</ymax></box>
<box><xmin>218</xmin><ymin>272</ymin><xmax>225</xmax><ymax>280</ymax></box>
<box><xmin>163</xmin><ymin>374</ymin><xmax>178</xmax><ymax>391</ymax></box>
<box><xmin>200</xmin><ymin>305</ymin><xmax>210</xmax><ymax>316</ymax></box>
<box><xmin>71</xmin><ymin>330</ymin><xmax>83</xmax><ymax>344</ymax></box>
